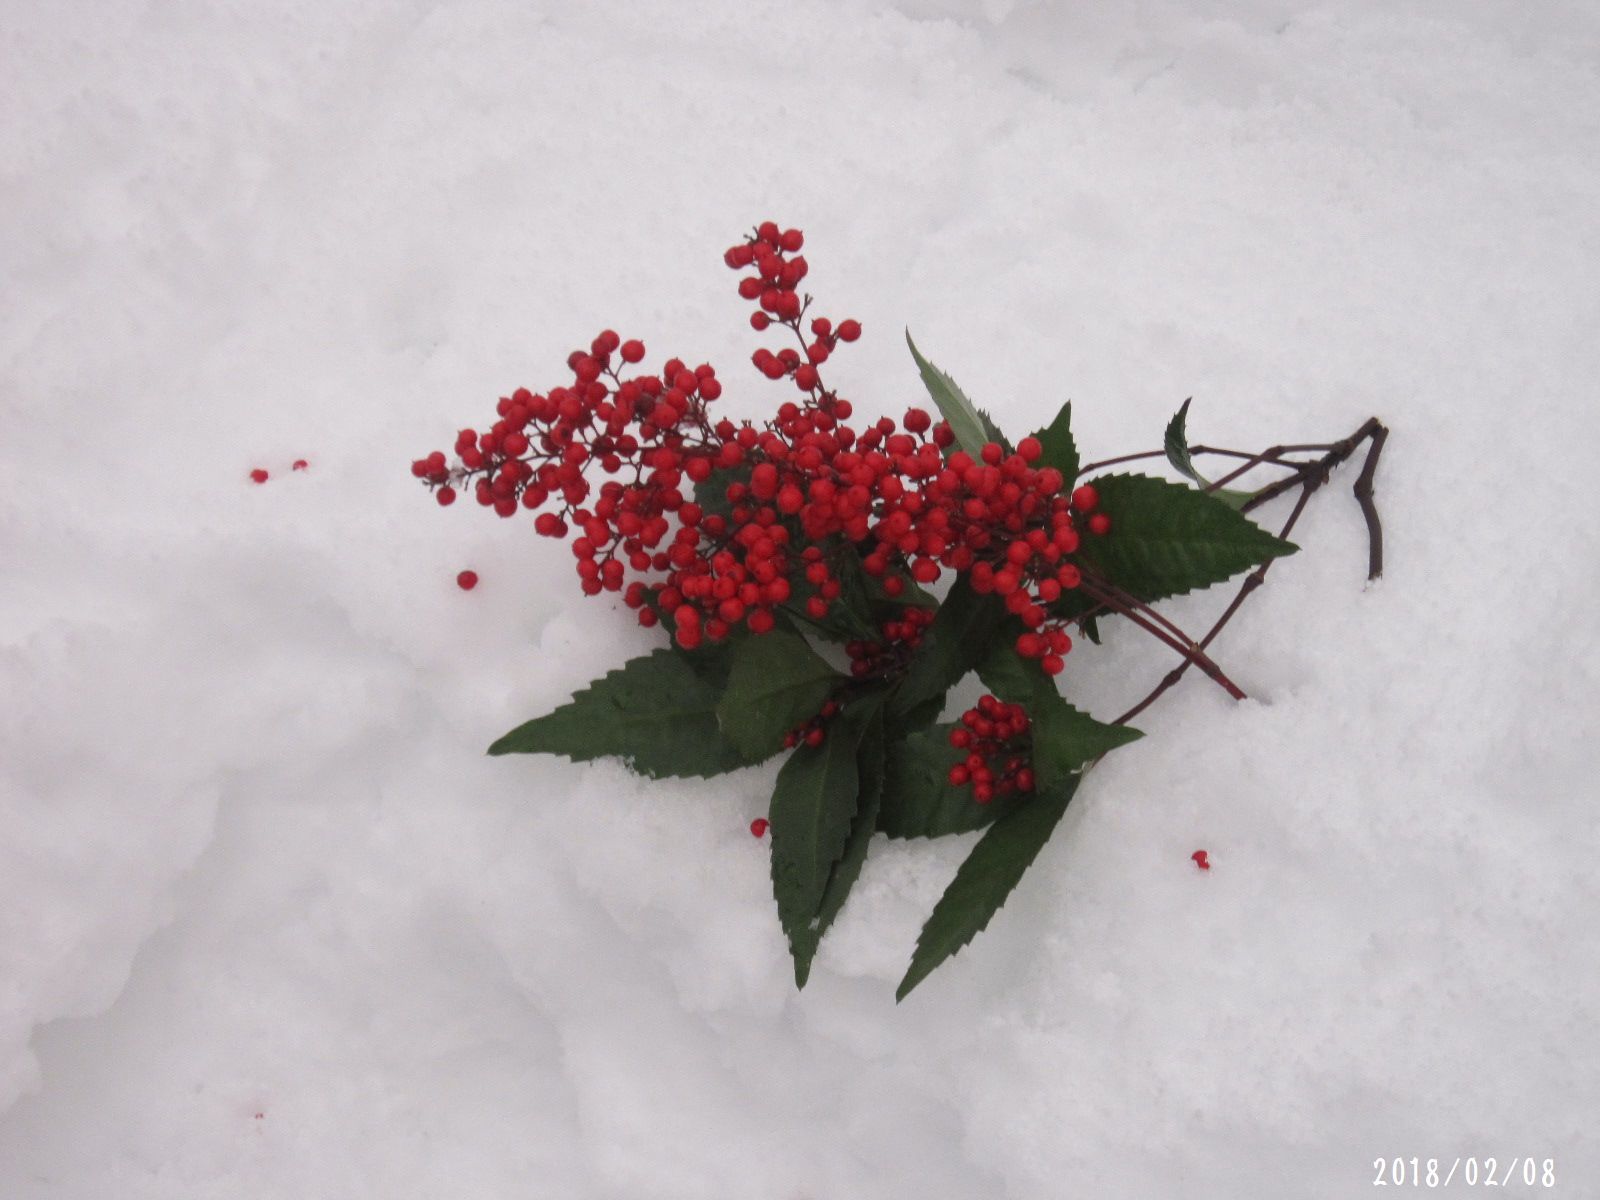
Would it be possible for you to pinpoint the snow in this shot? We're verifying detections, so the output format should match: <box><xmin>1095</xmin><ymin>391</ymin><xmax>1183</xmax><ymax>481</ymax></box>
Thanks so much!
<box><xmin>4</xmin><ymin>1</ymin><xmax>1599</xmax><ymax>1194</ymax></box>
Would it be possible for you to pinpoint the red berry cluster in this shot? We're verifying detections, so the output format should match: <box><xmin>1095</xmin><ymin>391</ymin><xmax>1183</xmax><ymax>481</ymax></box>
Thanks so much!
<box><xmin>948</xmin><ymin>695</ymin><xmax>1035</xmax><ymax>804</ymax></box>
<box><xmin>783</xmin><ymin>699</ymin><xmax>841</xmax><ymax>749</ymax></box>
<box><xmin>414</xmin><ymin>223</ymin><xmax>1109</xmax><ymax>676</ymax></box>
<box><xmin>845</xmin><ymin>605</ymin><xmax>936</xmax><ymax>679</ymax></box>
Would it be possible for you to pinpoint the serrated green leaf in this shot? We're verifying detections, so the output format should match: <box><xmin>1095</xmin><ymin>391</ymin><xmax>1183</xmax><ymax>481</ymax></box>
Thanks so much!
<box><xmin>716</xmin><ymin>631</ymin><xmax>843</xmax><ymax>760</ymax></box>
<box><xmin>905</xmin><ymin>330</ymin><xmax>994</xmax><ymax>455</ymax></box>
<box><xmin>1163</xmin><ymin>399</ymin><xmax>1254</xmax><ymax>510</ymax></box>
<box><xmin>692</xmin><ymin>462</ymin><xmax>754</xmax><ymax>520</ymax></box>
<box><xmin>791</xmin><ymin>707</ymin><xmax>887</xmax><ymax>987</ymax></box>
<box><xmin>488</xmin><ymin>648</ymin><xmax>751</xmax><ymax>778</ymax></box>
<box><xmin>889</xmin><ymin>576</ymin><xmax>1005</xmax><ymax>720</ymax></box>
<box><xmin>977</xmin><ymin>408</ymin><xmax>1014</xmax><ymax>454</ymax></box>
<box><xmin>1076</xmin><ymin>472</ymin><xmax>1298</xmax><ymax>603</ymax></box>
<box><xmin>885</xmin><ymin>690</ymin><xmax>946</xmax><ymax>741</ymax></box>
<box><xmin>1164</xmin><ymin>398</ymin><xmax>1206</xmax><ymax>485</ymax></box>
<box><xmin>770</xmin><ymin>700</ymin><xmax>876</xmax><ymax>977</ymax></box>
<box><xmin>878</xmin><ymin>723</ymin><xmax>1029</xmax><ymax>838</ymax></box>
<box><xmin>897</xmin><ymin>776</ymin><xmax>1080</xmax><ymax>1001</ymax></box>
<box><xmin>1034</xmin><ymin>400</ymin><xmax>1079</xmax><ymax>487</ymax></box>
<box><xmin>976</xmin><ymin>643</ymin><xmax>1141</xmax><ymax>788</ymax></box>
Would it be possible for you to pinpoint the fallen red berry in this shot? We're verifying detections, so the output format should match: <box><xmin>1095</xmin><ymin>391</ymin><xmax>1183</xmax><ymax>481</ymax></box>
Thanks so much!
<box><xmin>750</xmin><ymin>817</ymin><xmax>769</xmax><ymax>838</ymax></box>
<box><xmin>456</xmin><ymin>570</ymin><xmax>479</xmax><ymax>590</ymax></box>
<box><xmin>249</xmin><ymin>469</ymin><xmax>269</xmax><ymax>484</ymax></box>
<box><xmin>1191</xmin><ymin>849</ymin><xmax>1210</xmax><ymax>870</ymax></box>
<box><xmin>292</xmin><ymin>459</ymin><xmax>309</xmax><ymax>471</ymax></box>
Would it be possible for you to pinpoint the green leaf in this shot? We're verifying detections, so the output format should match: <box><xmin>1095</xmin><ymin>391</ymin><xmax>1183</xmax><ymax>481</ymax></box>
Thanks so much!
<box><xmin>770</xmin><ymin>700</ymin><xmax>876</xmax><ymax>977</ymax></box>
<box><xmin>489</xmin><ymin>648</ymin><xmax>752</xmax><ymax>778</ymax></box>
<box><xmin>1075</xmin><ymin>472</ymin><xmax>1298</xmax><ymax>603</ymax></box>
<box><xmin>716</xmin><ymin>630</ymin><xmax>843</xmax><ymax>760</ymax></box>
<box><xmin>897</xmin><ymin>776</ymin><xmax>1080</xmax><ymax>1001</ymax></box>
<box><xmin>1164</xmin><ymin>398</ymin><xmax>1206</xmax><ymax>485</ymax></box>
<box><xmin>878</xmin><ymin>723</ymin><xmax>1029</xmax><ymax>838</ymax></box>
<box><xmin>692</xmin><ymin>463</ymin><xmax>751</xmax><ymax>518</ymax></box>
<box><xmin>976</xmin><ymin>643</ymin><xmax>1141</xmax><ymax>788</ymax></box>
<box><xmin>977</xmin><ymin>408</ymin><xmax>1014</xmax><ymax>455</ymax></box>
<box><xmin>1034</xmin><ymin>400</ymin><xmax>1079</xmax><ymax>487</ymax></box>
<box><xmin>885</xmin><ymin>690</ymin><xmax>946</xmax><ymax>741</ymax></box>
<box><xmin>889</xmin><ymin>576</ymin><xmax>1005</xmax><ymax>720</ymax></box>
<box><xmin>791</xmin><ymin>707</ymin><xmax>888</xmax><ymax>986</ymax></box>
<box><xmin>1163</xmin><ymin>399</ymin><xmax>1254</xmax><ymax>510</ymax></box>
<box><xmin>905</xmin><ymin>330</ymin><xmax>995</xmax><ymax>455</ymax></box>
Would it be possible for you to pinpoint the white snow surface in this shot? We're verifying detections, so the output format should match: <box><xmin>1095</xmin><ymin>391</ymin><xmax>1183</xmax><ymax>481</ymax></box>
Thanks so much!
<box><xmin>4</xmin><ymin>2</ymin><xmax>1599</xmax><ymax>1195</ymax></box>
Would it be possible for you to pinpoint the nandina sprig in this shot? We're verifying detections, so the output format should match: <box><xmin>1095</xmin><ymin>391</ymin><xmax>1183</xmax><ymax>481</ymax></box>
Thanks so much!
<box><xmin>430</xmin><ymin>220</ymin><xmax>1388</xmax><ymax>1000</ymax></box>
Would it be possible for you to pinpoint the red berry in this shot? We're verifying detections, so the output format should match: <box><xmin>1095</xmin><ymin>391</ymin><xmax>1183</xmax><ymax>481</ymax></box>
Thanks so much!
<box><xmin>836</xmin><ymin>319</ymin><xmax>861</xmax><ymax>342</ymax></box>
<box><xmin>1191</xmin><ymin>849</ymin><xmax>1210</xmax><ymax>871</ymax></box>
<box><xmin>436</xmin><ymin>486</ymin><xmax>456</xmax><ymax>506</ymax></box>
<box><xmin>1088</xmin><ymin>513</ymin><xmax>1111</xmax><ymax>536</ymax></box>
<box><xmin>292</xmin><ymin>459</ymin><xmax>309</xmax><ymax>471</ymax></box>
<box><xmin>249</xmin><ymin>468</ymin><xmax>269</xmax><ymax>484</ymax></box>
<box><xmin>456</xmin><ymin>570</ymin><xmax>478</xmax><ymax>590</ymax></box>
<box><xmin>750</xmin><ymin>817</ymin><xmax>770</xmax><ymax>838</ymax></box>
<box><xmin>804</xmin><ymin>727</ymin><xmax>825</xmax><ymax>748</ymax></box>
<box><xmin>620</xmin><ymin>339</ymin><xmax>645</xmax><ymax>363</ymax></box>
<box><xmin>1071</xmin><ymin>484</ymin><xmax>1098</xmax><ymax>513</ymax></box>
<box><xmin>1016</xmin><ymin>437</ymin><xmax>1041</xmax><ymax>463</ymax></box>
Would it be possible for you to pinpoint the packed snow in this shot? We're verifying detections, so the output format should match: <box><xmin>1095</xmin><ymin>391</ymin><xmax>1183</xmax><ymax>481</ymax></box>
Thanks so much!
<box><xmin>4</xmin><ymin>2</ymin><xmax>1599</xmax><ymax>1195</ymax></box>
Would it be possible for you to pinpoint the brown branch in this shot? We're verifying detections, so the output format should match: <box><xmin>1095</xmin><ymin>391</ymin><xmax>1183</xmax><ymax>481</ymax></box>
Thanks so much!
<box><xmin>1108</xmin><ymin>417</ymin><xmax>1388</xmax><ymax>726</ymax></box>
<box><xmin>1077</xmin><ymin>575</ymin><xmax>1248</xmax><ymax>701</ymax></box>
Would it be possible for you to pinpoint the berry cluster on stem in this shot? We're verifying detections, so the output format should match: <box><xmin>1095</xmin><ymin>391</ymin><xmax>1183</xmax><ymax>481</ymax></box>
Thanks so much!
<box><xmin>948</xmin><ymin>695</ymin><xmax>1035</xmax><ymax>803</ymax></box>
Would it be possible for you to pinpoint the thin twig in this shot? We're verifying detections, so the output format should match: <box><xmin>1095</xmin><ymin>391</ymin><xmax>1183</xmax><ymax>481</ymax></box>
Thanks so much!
<box><xmin>1109</xmin><ymin>417</ymin><xmax>1388</xmax><ymax>726</ymax></box>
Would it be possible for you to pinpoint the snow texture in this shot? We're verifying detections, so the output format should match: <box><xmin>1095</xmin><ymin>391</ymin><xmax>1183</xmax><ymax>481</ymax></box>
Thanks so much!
<box><xmin>3</xmin><ymin>1</ymin><xmax>1599</xmax><ymax>1195</ymax></box>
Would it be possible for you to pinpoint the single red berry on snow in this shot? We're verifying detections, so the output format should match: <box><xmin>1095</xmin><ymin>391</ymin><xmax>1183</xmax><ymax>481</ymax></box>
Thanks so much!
<box><xmin>292</xmin><ymin>459</ymin><xmax>309</xmax><ymax>471</ymax></box>
<box><xmin>249</xmin><ymin>468</ymin><xmax>269</xmax><ymax>484</ymax></box>
<box><xmin>1191</xmin><ymin>849</ymin><xmax>1210</xmax><ymax>870</ymax></box>
<box><xmin>456</xmin><ymin>570</ymin><xmax>479</xmax><ymax>591</ymax></box>
<box><xmin>750</xmin><ymin>817</ymin><xmax>769</xmax><ymax>838</ymax></box>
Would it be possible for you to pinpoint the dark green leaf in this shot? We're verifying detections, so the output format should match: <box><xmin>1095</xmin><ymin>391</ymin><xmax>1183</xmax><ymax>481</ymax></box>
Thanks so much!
<box><xmin>692</xmin><ymin>467</ymin><xmax>742</xmax><ymax>518</ymax></box>
<box><xmin>905</xmin><ymin>330</ymin><xmax>993</xmax><ymax>455</ymax></box>
<box><xmin>976</xmin><ymin>643</ymin><xmax>1141</xmax><ymax>788</ymax></box>
<box><xmin>716</xmin><ymin>631</ymin><xmax>843</xmax><ymax>760</ymax></box>
<box><xmin>897</xmin><ymin>776</ymin><xmax>1080</xmax><ymax>1001</ymax></box>
<box><xmin>488</xmin><ymin>648</ymin><xmax>751</xmax><ymax>778</ymax></box>
<box><xmin>885</xmin><ymin>691</ymin><xmax>946</xmax><ymax>741</ymax></box>
<box><xmin>1075</xmin><ymin>472</ymin><xmax>1297</xmax><ymax>603</ymax></box>
<box><xmin>1164</xmin><ymin>398</ymin><xmax>1205</xmax><ymax>485</ymax></box>
<box><xmin>1034</xmin><ymin>400</ymin><xmax>1079</xmax><ymax>487</ymax></box>
<box><xmin>889</xmin><ymin>576</ymin><xmax>1005</xmax><ymax>720</ymax></box>
<box><xmin>1163</xmin><ymin>399</ymin><xmax>1255</xmax><ymax>510</ymax></box>
<box><xmin>977</xmin><ymin>408</ymin><xmax>1013</xmax><ymax>455</ymax></box>
<box><xmin>791</xmin><ymin>706</ymin><xmax>888</xmax><ymax>986</ymax></box>
<box><xmin>878</xmin><ymin>723</ymin><xmax>1029</xmax><ymax>838</ymax></box>
<box><xmin>769</xmin><ymin>700</ymin><xmax>874</xmax><ymax>971</ymax></box>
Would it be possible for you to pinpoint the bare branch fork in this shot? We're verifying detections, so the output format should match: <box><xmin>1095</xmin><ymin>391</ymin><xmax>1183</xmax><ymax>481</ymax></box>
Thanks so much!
<box><xmin>1078</xmin><ymin>418</ymin><xmax>1390</xmax><ymax>727</ymax></box>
